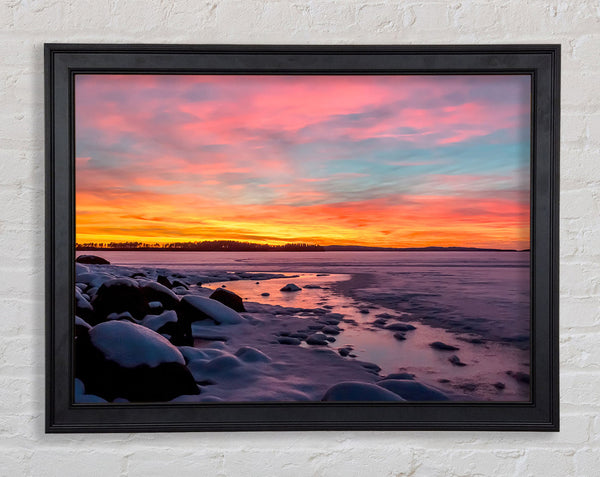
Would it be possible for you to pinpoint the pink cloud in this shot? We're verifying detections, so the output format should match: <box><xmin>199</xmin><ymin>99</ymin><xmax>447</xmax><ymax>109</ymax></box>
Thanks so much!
<box><xmin>76</xmin><ymin>74</ymin><xmax>530</xmax><ymax>155</ymax></box>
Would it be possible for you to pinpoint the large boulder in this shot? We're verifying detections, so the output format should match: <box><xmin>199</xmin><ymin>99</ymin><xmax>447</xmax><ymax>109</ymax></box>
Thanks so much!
<box><xmin>322</xmin><ymin>382</ymin><xmax>406</xmax><ymax>401</ymax></box>
<box><xmin>141</xmin><ymin>309</ymin><xmax>192</xmax><ymax>346</ymax></box>
<box><xmin>75</xmin><ymin>321</ymin><xmax>199</xmax><ymax>402</ymax></box>
<box><xmin>76</xmin><ymin>255</ymin><xmax>110</xmax><ymax>265</ymax></box>
<box><xmin>209</xmin><ymin>288</ymin><xmax>246</xmax><ymax>312</ymax></box>
<box><xmin>138</xmin><ymin>280</ymin><xmax>180</xmax><ymax>309</ymax></box>
<box><xmin>90</xmin><ymin>321</ymin><xmax>184</xmax><ymax>366</ymax></box>
<box><xmin>91</xmin><ymin>278</ymin><xmax>148</xmax><ymax>323</ymax></box>
<box><xmin>177</xmin><ymin>295</ymin><xmax>244</xmax><ymax>325</ymax></box>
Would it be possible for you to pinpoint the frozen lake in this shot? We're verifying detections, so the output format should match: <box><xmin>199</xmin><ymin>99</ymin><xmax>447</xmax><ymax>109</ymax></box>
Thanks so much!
<box><xmin>77</xmin><ymin>250</ymin><xmax>531</xmax><ymax>401</ymax></box>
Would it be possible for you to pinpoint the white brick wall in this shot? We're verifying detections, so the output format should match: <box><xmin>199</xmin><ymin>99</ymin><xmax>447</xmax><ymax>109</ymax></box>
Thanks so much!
<box><xmin>0</xmin><ymin>1</ymin><xmax>598</xmax><ymax>475</ymax></box>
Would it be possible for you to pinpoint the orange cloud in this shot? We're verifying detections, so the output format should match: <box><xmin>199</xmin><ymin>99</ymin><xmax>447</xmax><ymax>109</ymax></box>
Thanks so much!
<box><xmin>77</xmin><ymin>188</ymin><xmax>529</xmax><ymax>250</ymax></box>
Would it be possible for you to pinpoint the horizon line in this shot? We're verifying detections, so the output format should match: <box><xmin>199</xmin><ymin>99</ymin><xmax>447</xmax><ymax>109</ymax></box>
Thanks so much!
<box><xmin>75</xmin><ymin>240</ymin><xmax>528</xmax><ymax>252</ymax></box>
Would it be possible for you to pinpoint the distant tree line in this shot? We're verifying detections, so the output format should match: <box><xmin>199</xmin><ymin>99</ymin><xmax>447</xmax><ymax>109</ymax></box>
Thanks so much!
<box><xmin>75</xmin><ymin>240</ymin><xmax>324</xmax><ymax>252</ymax></box>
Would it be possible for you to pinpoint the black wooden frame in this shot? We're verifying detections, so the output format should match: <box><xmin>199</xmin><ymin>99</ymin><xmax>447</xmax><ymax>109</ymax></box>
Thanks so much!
<box><xmin>45</xmin><ymin>44</ymin><xmax>560</xmax><ymax>432</ymax></box>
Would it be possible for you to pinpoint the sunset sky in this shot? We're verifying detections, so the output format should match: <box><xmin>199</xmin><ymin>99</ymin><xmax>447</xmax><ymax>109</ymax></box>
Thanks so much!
<box><xmin>75</xmin><ymin>74</ymin><xmax>531</xmax><ymax>249</ymax></box>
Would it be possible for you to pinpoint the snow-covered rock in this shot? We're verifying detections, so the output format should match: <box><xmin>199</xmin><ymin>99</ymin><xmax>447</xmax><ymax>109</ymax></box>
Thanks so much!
<box><xmin>75</xmin><ymin>316</ymin><xmax>91</xmax><ymax>330</ymax></box>
<box><xmin>90</xmin><ymin>321</ymin><xmax>185</xmax><ymax>368</ymax></box>
<box><xmin>75</xmin><ymin>288</ymin><xmax>94</xmax><ymax>321</ymax></box>
<box><xmin>306</xmin><ymin>333</ymin><xmax>329</xmax><ymax>345</ymax></box>
<box><xmin>91</xmin><ymin>277</ymin><xmax>148</xmax><ymax>321</ymax></box>
<box><xmin>76</xmin><ymin>320</ymin><xmax>199</xmax><ymax>402</ymax></box>
<box><xmin>322</xmin><ymin>325</ymin><xmax>341</xmax><ymax>335</ymax></box>
<box><xmin>178</xmin><ymin>295</ymin><xmax>244</xmax><ymax>325</ymax></box>
<box><xmin>75</xmin><ymin>263</ymin><xmax>89</xmax><ymax>275</ymax></box>
<box><xmin>377</xmin><ymin>379</ymin><xmax>449</xmax><ymax>401</ymax></box>
<box><xmin>138</xmin><ymin>280</ymin><xmax>180</xmax><ymax>309</ymax></box>
<box><xmin>235</xmin><ymin>346</ymin><xmax>272</xmax><ymax>363</ymax></box>
<box><xmin>106</xmin><ymin>311</ymin><xmax>135</xmax><ymax>322</ymax></box>
<box><xmin>76</xmin><ymin>272</ymin><xmax>114</xmax><ymax>290</ymax></box>
<box><xmin>141</xmin><ymin>310</ymin><xmax>178</xmax><ymax>333</ymax></box>
<box><xmin>178</xmin><ymin>346</ymin><xmax>212</xmax><ymax>363</ymax></box>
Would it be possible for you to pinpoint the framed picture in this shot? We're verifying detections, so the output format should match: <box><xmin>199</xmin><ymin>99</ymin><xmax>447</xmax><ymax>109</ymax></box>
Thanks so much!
<box><xmin>45</xmin><ymin>44</ymin><xmax>559</xmax><ymax>432</ymax></box>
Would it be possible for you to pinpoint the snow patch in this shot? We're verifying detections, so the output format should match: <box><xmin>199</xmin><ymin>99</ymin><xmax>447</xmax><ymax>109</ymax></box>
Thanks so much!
<box><xmin>141</xmin><ymin>310</ymin><xmax>178</xmax><ymax>332</ymax></box>
<box><xmin>89</xmin><ymin>321</ymin><xmax>185</xmax><ymax>368</ymax></box>
<box><xmin>181</xmin><ymin>295</ymin><xmax>244</xmax><ymax>324</ymax></box>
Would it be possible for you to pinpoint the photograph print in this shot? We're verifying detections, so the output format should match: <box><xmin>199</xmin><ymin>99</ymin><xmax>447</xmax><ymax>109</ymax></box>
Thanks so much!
<box><xmin>73</xmin><ymin>73</ymin><xmax>531</xmax><ymax>404</ymax></box>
